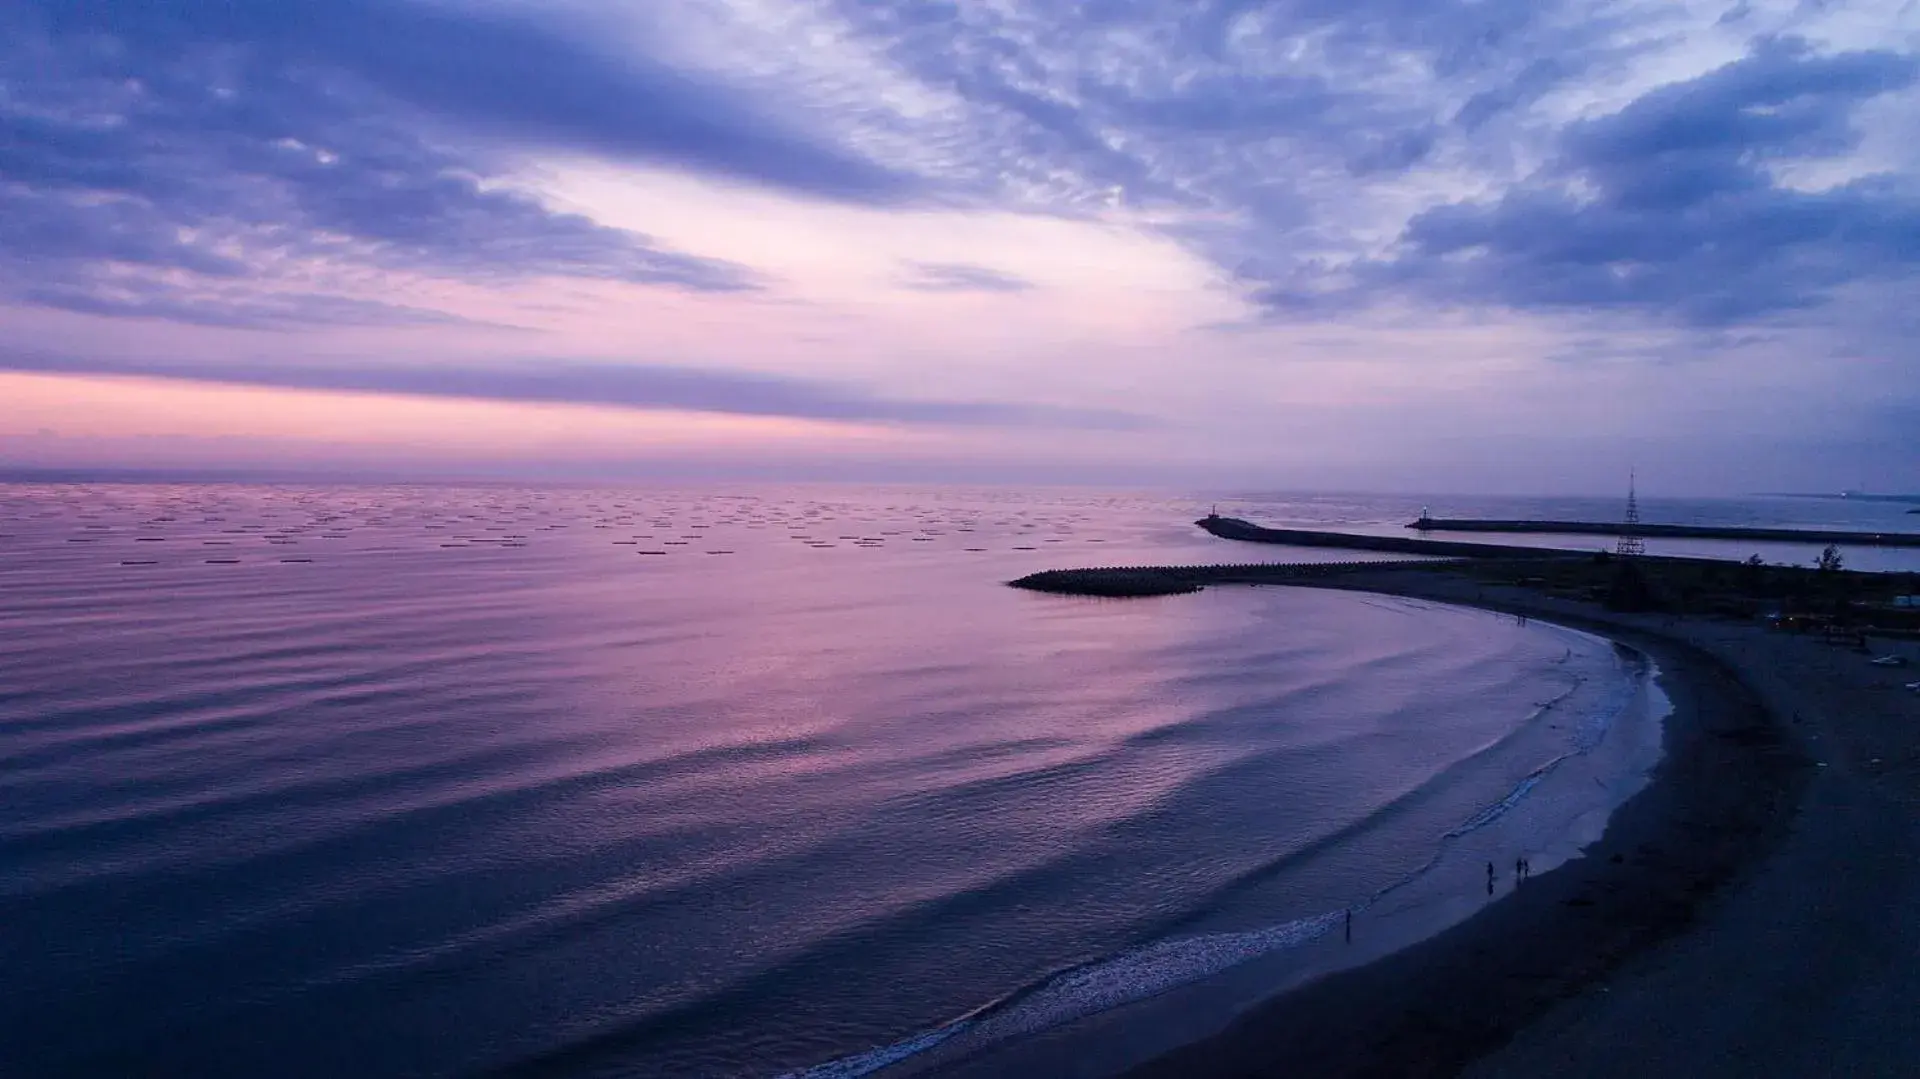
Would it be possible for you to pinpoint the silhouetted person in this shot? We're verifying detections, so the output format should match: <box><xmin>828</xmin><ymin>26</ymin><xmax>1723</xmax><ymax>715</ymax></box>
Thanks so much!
<box><xmin>1486</xmin><ymin>861</ymin><xmax>1496</xmax><ymax>895</ymax></box>
<box><xmin>1345</xmin><ymin>908</ymin><xmax>1353</xmax><ymax>943</ymax></box>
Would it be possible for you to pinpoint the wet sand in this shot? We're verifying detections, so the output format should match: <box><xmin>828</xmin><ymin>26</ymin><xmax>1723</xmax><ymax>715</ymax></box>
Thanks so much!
<box><xmin>1122</xmin><ymin>566</ymin><xmax>1920</xmax><ymax>1079</ymax></box>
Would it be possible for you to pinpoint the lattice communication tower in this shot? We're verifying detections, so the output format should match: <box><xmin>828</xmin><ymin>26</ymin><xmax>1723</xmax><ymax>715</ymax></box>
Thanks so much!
<box><xmin>1615</xmin><ymin>471</ymin><xmax>1645</xmax><ymax>558</ymax></box>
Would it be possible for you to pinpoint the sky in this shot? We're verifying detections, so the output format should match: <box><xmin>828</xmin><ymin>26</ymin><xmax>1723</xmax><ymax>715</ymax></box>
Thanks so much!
<box><xmin>2</xmin><ymin>0</ymin><xmax>1917</xmax><ymax>494</ymax></box>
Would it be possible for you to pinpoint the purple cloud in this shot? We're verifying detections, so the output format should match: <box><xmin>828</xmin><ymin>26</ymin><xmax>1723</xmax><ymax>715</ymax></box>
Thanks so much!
<box><xmin>1254</xmin><ymin>39</ymin><xmax>1920</xmax><ymax>325</ymax></box>
<box><xmin>898</xmin><ymin>262</ymin><xmax>1035</xmax><ymax>293</ymax></box>
<box><xmin>0</xmin><ymin>350</ymin><xmax>1147</xmax><ymax>431</ymax></box>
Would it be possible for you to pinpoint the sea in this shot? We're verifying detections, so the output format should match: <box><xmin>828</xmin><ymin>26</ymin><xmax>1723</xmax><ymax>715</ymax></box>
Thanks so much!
<box><xmin>1</xmin><ymin>483</ymin><xmax>1913</xmax><ymax>1078</ymax></box>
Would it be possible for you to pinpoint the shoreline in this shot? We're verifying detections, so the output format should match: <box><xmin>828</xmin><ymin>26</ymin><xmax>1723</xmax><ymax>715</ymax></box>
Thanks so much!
<box><xmin>1106</xmin><ymin>570</ymin><xmax>1811</xmax><ymax>1077</ymax></box>
<box><xmin>877</xmin><ymin>595</ymin><xmax>1662</xmax><ymax>1079</ymax></box>
<box><xmin>903</xmin><ymin>596</ymin><xmax>1670</xmax><ymax>1079</ymax></box>
<box><xmin>1098</xmin><ymin>564</ymin><xmax>1920</xmax><ymax>1078</ymax></box>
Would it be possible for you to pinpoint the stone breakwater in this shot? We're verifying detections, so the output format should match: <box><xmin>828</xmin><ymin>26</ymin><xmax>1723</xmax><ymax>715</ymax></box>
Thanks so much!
<box><xmin>1010</xmin><ymin>559</ymin><xmax>1450</xmax><ymax>597</ymax></box>
<box><xmin>1197</xmin><ymin>516</ymin><xmax>1592</xmax><ymax>558</ymax></box>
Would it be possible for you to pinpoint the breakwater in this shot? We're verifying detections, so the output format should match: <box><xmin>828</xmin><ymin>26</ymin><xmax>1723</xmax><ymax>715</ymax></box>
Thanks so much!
<box><xmin>1200</xmin><ymin>515</ymin><xmax>1590</xmax><ymax>558</ymax></box>
<box><xmin>1011</xmin><ymin>559</ymin><xmax>1455</xmax><ymax>597</ymax></box>
<box><xmin>1410</xmin><ymin>518</ymin><xmax>1920</xmax><ymax>547</ymax></box>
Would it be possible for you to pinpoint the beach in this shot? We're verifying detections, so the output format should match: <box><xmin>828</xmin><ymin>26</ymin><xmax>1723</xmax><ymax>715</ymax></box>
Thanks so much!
<box><xmin>1122</xmin><ymin>566</ymin><xmax>1920</xmax><ymax>1078</ymax></box>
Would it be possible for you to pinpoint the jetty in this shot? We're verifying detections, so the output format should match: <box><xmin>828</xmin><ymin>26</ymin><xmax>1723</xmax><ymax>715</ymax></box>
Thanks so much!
<box><xmin>1409</xmin><ymin>517</ymin><xmax>1920</xmax><ymax>547</ymax></box>
<box><xmin>1011</xmin><ymin>559</ymin><xmax>1449</xmax><ymax>597</ymax></box>
<box><xmin>1011</xmin><ymin>533</ymin><xmax>1919</xmax><ymax>634</ymax></box>
<box><xmin>1198</xmin><ymin>514</ymin><xmax>1589</xmax><ymax>559</ymax></box>
<box><xmin>1009</xmin><ymin>516</ymin><xmax>1593</xmax><ymax>597</ymax></box>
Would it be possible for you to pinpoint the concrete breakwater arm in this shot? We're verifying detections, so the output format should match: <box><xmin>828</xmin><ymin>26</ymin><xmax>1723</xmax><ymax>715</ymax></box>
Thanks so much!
<box><xmin>1007</xmin><ymin>517</ymin><xmax>1600</xmax><ymax>597</ymax></box>
<box><xmin>1198</xmin><ymin>516</ymin><xmax>1589</xmax><ymax>559</ymax></box>
<box><xmin>1410</xmin><ymin>518</ymin><xmax>1920</xmax><ymax>547</ymax></box>
<box><xmin>1010</xmin><ymin>559</ymin><xmax>1457</xmax><ymax>597</ymax></box>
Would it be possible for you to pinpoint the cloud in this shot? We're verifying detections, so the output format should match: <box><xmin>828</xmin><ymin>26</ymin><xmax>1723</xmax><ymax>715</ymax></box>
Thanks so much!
<box><xmin>897</xmin><ymin>262</ymin><xmax>1035</xmax><ymax>293</ymax></box>
<box><xmin>1223</xmin><ymin>37</ymin><xmax>1920</xmax><ymax>326</ymax></box>
<box><xmin>1346</xmin><ymin>39</ymin><xmax>1920</xmax><ymax>325</ymax></box>
<box><xmin>801</xmin><ymin>0</ymin><xmax>1458</xmax><ymax>209</ymax></box>
<box><xmin>752</xmin><ymin>1</ymin><xmax>1918</xmax><ymax>345</ymax></box>
<box><xmin>1</xmin><ymin>277</ymin><xmax>503</xmax><ymax>332</ymax></box>
<box><xmin>0</xmin><ymin>7</ymin><xmax>776</xmax><ymax>287</ymax></box>
<box><xmin>0</xmin><ymin>351</ymin><xmax>1146</xmax><ymax>431</ymax></box>
<box><xmin>0</xmin><ymin>0</ymin><xmax>940</xmax><ymax>327</ymax></box>
<box><xmin>22</xmin><ymin>1</ymin><xmax>920</xmax><ymax>201</ymax></box>
<box><xmin>765</xmin><ymin>0</ymin><xmax>1696</xmax><ymax>295</ymax></box>
<box><xmin>5</xmin><ymin>0</ymin><xmax>1919</xmax><ymax>356</ymax></box>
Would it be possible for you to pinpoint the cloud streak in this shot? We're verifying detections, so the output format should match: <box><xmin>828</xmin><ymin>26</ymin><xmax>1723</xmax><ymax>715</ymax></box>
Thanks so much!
<box><xmin>22</xmin><ymin>0</ymin><xmax>921</xmax><ymax>201</ymax></box>
<box><xmin>0</xmin><ymin>351</ymin><xmax>1145</xmax><ymax>431</ymax></box>
<box><xmin>2</xmin><ymin>0</ymin><xmax>929</xmax><ymax>326</ymax></box>
<box><xmin>1</xmin><ymin>278</ymin><xmax>499</xmax><ymax>332</ymax></box>
<box><xmin>898</xmin><ymin>262</ymin><xmax>1035</xmax><ymax>293</ymax></box>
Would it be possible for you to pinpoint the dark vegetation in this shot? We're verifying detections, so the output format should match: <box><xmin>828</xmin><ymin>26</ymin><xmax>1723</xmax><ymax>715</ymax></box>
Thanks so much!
<box><xmin>1407</xmin><ymin>517</ymin><xmax>1920</xmax><ymax>547</ymax></box>
<box><xmin>1460</xmin><ymin>549</ymin><xmax>1920</xmax><ymax>632</ymax></box>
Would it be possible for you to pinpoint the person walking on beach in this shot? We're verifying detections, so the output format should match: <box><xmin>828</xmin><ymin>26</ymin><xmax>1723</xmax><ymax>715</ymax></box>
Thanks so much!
<box><xmin>1486</xmin><ymin>861</ymin><xmax>1496</xmax><ymax>895</ymax></box>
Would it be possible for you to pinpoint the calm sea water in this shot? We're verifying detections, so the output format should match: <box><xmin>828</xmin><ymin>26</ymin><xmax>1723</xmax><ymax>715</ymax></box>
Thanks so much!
<box><xmin>0</xmin><ymin>484</ymin><xmax>1899</xmax><ymax>1077</ymax></box>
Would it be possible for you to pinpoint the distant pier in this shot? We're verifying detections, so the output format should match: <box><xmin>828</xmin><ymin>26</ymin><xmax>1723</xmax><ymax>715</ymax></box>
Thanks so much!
<box><xmin>1199</xmin><ymin>515</ymin><xmax>1588</xmax><ymax>559</ymax></box>
<box><xmin>1408</xmin><ymin>517</ymin><xmax>1920</xmax><ymax>547</ymax></box>
<box><xmin>1010</xmin><ymin>559</ymin><xmax>1460</xmax><ymax>597</ymax></box>
<box><xmin>1012</xmin><ymin>515</ymin><xmax>1915</xmax><ymax>600</ymax></box>
<box><xmin>1006</xmin><ymin>519</ymin><xmax>1588</xmax><ymax>596</ymax></box>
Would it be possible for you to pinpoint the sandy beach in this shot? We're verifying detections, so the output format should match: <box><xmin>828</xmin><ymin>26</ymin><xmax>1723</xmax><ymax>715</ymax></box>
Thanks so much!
<box><xmin>1122</xmin><ymin>566</ymin><xmax>1920</xmax><ymax>1079</ymax></box>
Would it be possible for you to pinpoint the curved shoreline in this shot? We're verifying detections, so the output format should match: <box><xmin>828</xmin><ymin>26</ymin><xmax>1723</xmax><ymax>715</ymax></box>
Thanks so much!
<box><xmin>1089</xmin><ymin>559</ymin><xmax>1920</xmax><ymax>1078</ymax></box>
<box><xmin>913</xmin><ymin>569</ymin><xmax>1807</xmax><ymax>1079</ymax></box>
<box><xmin>1088</xmin><ymin>569</ymin><xmax>1811</xmax><ymax>1077</ymax></box>
<box><xmin>889</xmin><ymin>558</ymin><xmax>1917</xmax><ymax>1079</ymax></box>
<box><xmin>795</xmin><ymin>593</ymin><xmax>1652</xmax><ymax>1079</ymax></box>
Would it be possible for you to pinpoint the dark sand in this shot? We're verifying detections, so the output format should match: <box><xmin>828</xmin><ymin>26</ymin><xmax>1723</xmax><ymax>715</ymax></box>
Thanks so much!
<box><xmin>1119</xmin><ymin>567</ymin><xmax>1920</xmax><ymax>1079</ymax></box>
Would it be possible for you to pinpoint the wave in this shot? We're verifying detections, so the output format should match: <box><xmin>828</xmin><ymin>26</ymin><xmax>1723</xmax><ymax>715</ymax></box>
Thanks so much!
<box><xmin>784</xmin><ymin>910</ymin><xmax>1346</xmax><ymax>1079</ymax></box>
<box><xmin>1445</xmin><ymin>645</ymin><xmax>1645</xmax><ymax>840</ymax></box>
<box><xmin>784</xmin><ymin>640</ymin><xmax>1653</xmax><ymax>1079</ymax></box>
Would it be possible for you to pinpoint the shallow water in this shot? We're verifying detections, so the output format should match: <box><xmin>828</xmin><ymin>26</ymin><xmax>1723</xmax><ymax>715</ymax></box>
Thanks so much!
<box><xmin>0</xmin><ymin>484</ymin><xmax>1747</xmax><ymax>1076</ymax></box>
